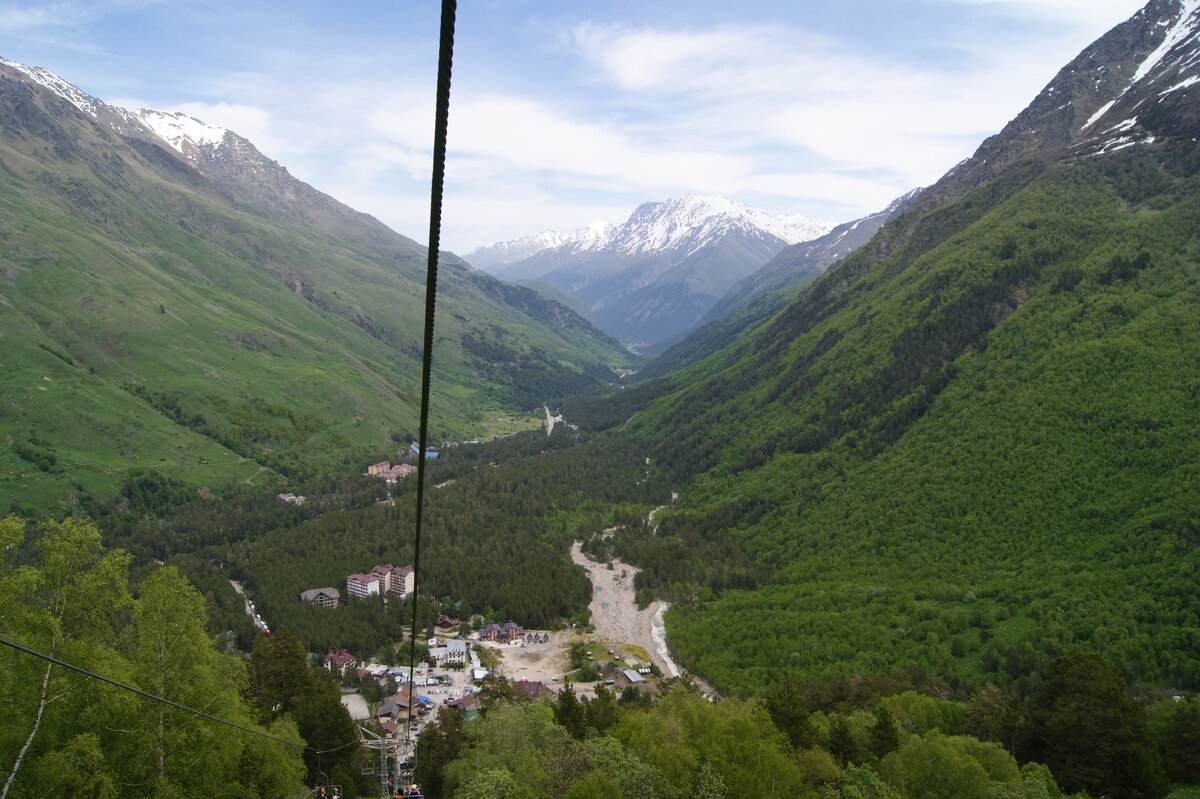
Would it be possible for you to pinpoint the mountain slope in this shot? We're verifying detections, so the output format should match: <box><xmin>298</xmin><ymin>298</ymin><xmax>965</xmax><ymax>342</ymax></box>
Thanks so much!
<box><xmin>577</xmin><ymin>0</ymin><xmax>1200</xmax><ymax>695</ymax></box>
<box><xmin>703</xmin><ymin>188</ymin><xmax>923</xmax><ymax>325</ymax></box>
<box><xmin>474</xmin><ymin>195</ymin><xmax>832</xmax><ymax>350</ymax></box>
<box><xmin>0</xmin><ymin>59</ymin><xmax>637</xmax><ymax>514</ymax></box>
<box><xmin>636</xmin><ymin>189</ymin><xmax>925</xmax><ymax>377</ymax></box>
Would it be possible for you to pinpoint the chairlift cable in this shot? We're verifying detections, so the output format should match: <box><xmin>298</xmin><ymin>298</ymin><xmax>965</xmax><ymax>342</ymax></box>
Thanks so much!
<box><xmin>404</xmin><ymin>0</ymin><xmax>458</xmax><ymax>762</ymax></box>
<box><xmin>0</xmin><ymin>635</ymin><xmax>356</xmax><ymax>754</ymax></box>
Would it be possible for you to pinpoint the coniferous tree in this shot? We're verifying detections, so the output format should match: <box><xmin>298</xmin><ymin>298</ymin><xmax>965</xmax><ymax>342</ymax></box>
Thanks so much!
<box><xmin>869</xmin><ymin>704</ymin><xmax>900</xmax><ymax>761</ymax></box>
<box><xmin>1022</xmin><ymin>653</ymin><xmax>1167</xmax><ymax>799</ymax></box>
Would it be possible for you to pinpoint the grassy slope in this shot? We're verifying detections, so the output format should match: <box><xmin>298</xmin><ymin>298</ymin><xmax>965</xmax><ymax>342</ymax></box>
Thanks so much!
<box><xmin>0</xmin><ymin>84</ymin><xmax>637</xmax><ymax>515</ymax></box>
<box><xmin>619</xmin><ymin>148</ymin><xmax>1200</xmax><ymax>694</ymax></box>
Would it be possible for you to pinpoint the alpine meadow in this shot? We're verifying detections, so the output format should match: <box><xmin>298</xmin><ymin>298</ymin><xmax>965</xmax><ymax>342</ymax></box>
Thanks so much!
<box><xmin>2</xmin><ymin>2</ymin><xmax>1200</xmax><ymax>799</ymax></box>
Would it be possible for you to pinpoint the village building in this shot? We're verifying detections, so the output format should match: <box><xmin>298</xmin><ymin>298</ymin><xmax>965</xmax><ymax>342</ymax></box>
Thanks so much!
<box><xmin>377</xmin><ymin>688</ymin><xmax>431</xmax><ymax>726</ymax></box>
<box><xmin>478</xmin><ymin>621</ymin><xmax>523</xmax><ymax>642</ymax></box>
<box><xmin>365</xmin><ymin>460</ymin><xmax>418</xmax><ymax>483</ymax></box>
<box><xmin>512</xmin><ymin>680</ymin><xmax>552</xmax><ymax>702</ymax></box>
<box><xmin>613</xmin><ymin>668</ymin><xmax>660</xmax><ymax>695</ymax></box>
<box><xmin>299</xmin><ymin>587</ymin><xmax>340</xmax><ymax>608</ymax></box>
<box><xmin>344</xmin><ymin>563</ymin><xmax>414</xmax><ymax>600</ymax></box>
<box><xmin>323</xmin><ymin>648</ymin><xmax>357</xmax><ymax>678</ymax></box>
<box><xmin>445</xmin><ymin>639</ymin><xmax>468</xmax><ymax>665</ymax></box>
<box><xmin>445</xmin><ymin>693</ymin><xmax>480</xmax><ymax>720</ymax></box>
<box><xmin>428</xmin><ymin>639</ymin><xmax>468</xmax><ymax>667</ymax></box>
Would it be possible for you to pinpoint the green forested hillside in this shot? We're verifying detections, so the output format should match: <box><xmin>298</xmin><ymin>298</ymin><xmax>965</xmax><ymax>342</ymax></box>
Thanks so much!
<box><xmin>588</xmin><ymin>145</ymin><xmax>1200</xmax><ymax>695</ymax></box>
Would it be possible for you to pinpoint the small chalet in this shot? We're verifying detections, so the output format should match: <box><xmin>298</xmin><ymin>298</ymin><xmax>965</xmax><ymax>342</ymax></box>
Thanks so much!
<box><xmin>377</xmin><ymin>698</ymin><xmax>410</xmax><ymax>722</ymax></box>
<box><xmin>378</xmin><ymin>688</ymin><xmax>430</xmax><ymax>724</ymax></box>
<box><xmin>300</xmin><ymin>587</ymin><xmax>340</xmax><ymax>608</ymax></box>
<box><xmin>513</xmin><ymin>680</ymin><xmax>552</xmax><ymax>702</ymax></box>
<box><xmin>323</xmin><ymin>648</ymin><xmax>357</xmax><ymax>677</ymax></box>
<box><xmin>446</xmin><ymin>694</ymin><xmax>480</xmax><ymax>717</ymax></box>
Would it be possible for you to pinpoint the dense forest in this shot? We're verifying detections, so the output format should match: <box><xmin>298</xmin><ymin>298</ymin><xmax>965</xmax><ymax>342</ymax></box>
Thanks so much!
<box><xmin>7</xmin><ymin>517</ymin><xmax>1199</xmax><ymax>799</ymax></box>
<box><xmin>85</xmin><ymin>427</ymin><xmax>669</xmax><ymax>656</ymax></box>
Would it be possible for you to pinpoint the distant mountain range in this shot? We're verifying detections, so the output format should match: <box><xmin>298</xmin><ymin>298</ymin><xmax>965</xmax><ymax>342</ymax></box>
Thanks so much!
<box><xmin>467</xmin><ymin>195</ymin><xmax>834</xmax><ymax>351</ymax></box>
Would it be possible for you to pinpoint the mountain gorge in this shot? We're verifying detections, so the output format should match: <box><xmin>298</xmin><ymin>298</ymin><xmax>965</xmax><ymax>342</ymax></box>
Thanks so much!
<box><xmin>573</xmin><ymin>0</ymin><xmax>1200</xmax><ymax>698</ymax></box>
<box><xmin>3</xmin><ymin>1</ymin><xmax>1200</xmax><ymax>796</ymax></box>
<box><xmin>0</xmin><ymin>58</ymin><xmax>637</xmax><ymax>514</ymax></box>
<box><xmin>469</xmin><ymin>195</ymin><xmax>833</xmax><ymax>351</ymax></box>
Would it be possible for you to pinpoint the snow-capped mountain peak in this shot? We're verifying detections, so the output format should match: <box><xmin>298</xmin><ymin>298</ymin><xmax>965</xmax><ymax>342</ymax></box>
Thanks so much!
<box><xmin>0</xmin><ymin>56</ymin><xmax>233</xmax><ymax>158</ymax></box>
<box><xmin>1070</xmin><ymin>0</ymin><xmax>1200</xmax><ymax>154</ymax></box>
<box><xmin>136</xmin><ymin>109</ymin><xmax>230</xmax><ymax>159</ymax></box>
<box><xmin>609</xmin><ymin>194</ymin><xmax>831</xmax><ymax>258</ymax></box>
<box><xmin>469</xmin><ymin>194</ymin><xmax>835</xmax><ymax>349</ymax></box>
<box><xmin>471</xmin><ymin>194</ymin><xmax>832</xmax><ymax>271</ymax></box>
<box><xmin>1129</xmin><ymin>0</ymin><xmax>1200</xmax><ymax>87</ymax></box>
<box><xmin>0</xmin><ymin>55</ymin><xmax>351</xmax><ymax>222</ymax></box>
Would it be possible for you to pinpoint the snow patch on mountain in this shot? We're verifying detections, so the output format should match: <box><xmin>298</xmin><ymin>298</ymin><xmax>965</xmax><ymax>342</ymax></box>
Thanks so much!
<box><xmin>1</xmin><ymin>57</ymin><xmax>105</xmax><ymax>118</ymax></box>
<box><xmin>1130</xmin><ymin>0</ymin><xmax>1200</xmax><ymax>85</ymax></box>
<box><xmin>137</xmin><ymin>109</ymin><xmax>229</xmax><ymax>158</ymax></box>
<box><xmin>1082</xmin><ymin>99</ymin><xmax>1118</xmax><ymax>131</ymax></box>
<box><xmin>1084</xmin><ymin>0</ymin><xmax>1200</xmax><ymax>133</ymax></box>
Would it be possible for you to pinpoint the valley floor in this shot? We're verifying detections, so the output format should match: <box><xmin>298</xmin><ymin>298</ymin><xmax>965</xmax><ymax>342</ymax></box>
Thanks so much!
<box><xmin>569</xmin><ymin>540</ymin><xmax>717</xmax><ymax>697</ymax></box>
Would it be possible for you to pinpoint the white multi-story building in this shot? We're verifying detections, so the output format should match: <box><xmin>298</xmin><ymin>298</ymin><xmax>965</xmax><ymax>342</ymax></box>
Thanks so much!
<box><xmin>346</xmin><ymin>572</ymin><xmax>382</xmax><ymax>599</ymax></box>
<box><xmin>370</xmin><ymin>564</ymin><xmax>415</xmax><ymax>597</ymax></box>
<box><xmin>445</xmin><ymin>639</ymin><xmax>467</xmax><ymax>666</ymax></box>
<box><xmin>346</xmin><ymin>563</ymin><xmax>414</xmax><ymax>600</ymax></box>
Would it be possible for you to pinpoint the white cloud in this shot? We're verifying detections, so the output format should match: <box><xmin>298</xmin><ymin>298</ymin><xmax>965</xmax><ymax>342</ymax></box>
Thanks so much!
<box><xmin>0</xmin><ymin>0</ymin><xmax>170</xmax><ymax>32</ymax></box>
<box><xmin>0</xmin><ymin>3</ymin><xmax>77</xmax><ymax>31</ymax></box>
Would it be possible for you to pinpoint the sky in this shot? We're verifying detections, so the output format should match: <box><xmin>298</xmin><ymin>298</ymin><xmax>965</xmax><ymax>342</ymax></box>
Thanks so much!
<box><xmin>0</xmin><ymin>0</ymin><xmax>1149</xmax><ymax>254</ymax></box>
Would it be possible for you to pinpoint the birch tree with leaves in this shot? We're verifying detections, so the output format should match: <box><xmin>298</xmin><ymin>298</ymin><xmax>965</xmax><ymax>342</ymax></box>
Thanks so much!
<box><xmin>0</xmin><ymin>516</ymin><xmax>130</xmax><ymax>799</ymax></box>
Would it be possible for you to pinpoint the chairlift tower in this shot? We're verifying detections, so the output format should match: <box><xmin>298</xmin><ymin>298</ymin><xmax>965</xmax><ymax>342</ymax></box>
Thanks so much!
<box><xmin>358</xmin><ymin>726</ymin><xmax>418</xmax><ymax>799</ymax></box>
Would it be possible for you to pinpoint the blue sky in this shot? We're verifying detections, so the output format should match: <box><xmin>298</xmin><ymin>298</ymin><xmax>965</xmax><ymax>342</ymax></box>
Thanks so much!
<box><xmin>1</xmin><ymin>0</ymin><xmax>1147</xmax><ymax>253</ymax></box>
